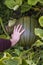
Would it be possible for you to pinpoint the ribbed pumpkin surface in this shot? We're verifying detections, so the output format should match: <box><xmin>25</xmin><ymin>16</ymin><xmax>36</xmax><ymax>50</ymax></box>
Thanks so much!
<box><xmin>14</xmin><ymin>16</ymin><xmax>38</xmax><ymax>47</ymax></box>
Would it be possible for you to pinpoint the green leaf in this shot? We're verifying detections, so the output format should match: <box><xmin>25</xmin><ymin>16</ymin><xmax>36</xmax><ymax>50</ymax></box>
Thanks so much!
<box><xmin>26</xmin><ymin>59</ymin><xmax>36</xmax><ymax>65</ymax></box>
<box><xmin>3</xmin><ymin>52</ymin><xmax>12</xmax><ymax>58</ymax></box>
<box><xmin>2</xmin><ymin>57</ymin><xmax>21</xmax><ymax>65</ymax></box>
<box><xmin>3</xmin><ymin>59</ymin><xmax>19</xmax><ymax>65</ymax></box>
<box><xmin>4</xmin><ymin>0</ymin><xmax>16</xmax><ymax>9</ymax></box>
<box><xmin>39</xmin><ymin>50</ymin><xmax>43</xmax><ymax>59</ymax></box>
<box><xmin>35</xmin><ymin>28</ymin><xmax>43</xmax><ymax>40</ymax></box>
<box><xmin>13</xmin><ymin>5</ymin><xmax>19</xmax><ymax>11</ymax></box>
<box><xmin>0</xmin><ymin>61</ymin><xmax>5</xmax><ymax>65</ymax></box>
<box><xmin>39</xmin><ymin>16</ymin><xmax>43</xmax><ymax>27</ymax></box>
<box><xmin>8</xmin><ymin>19</ymin><xmax>16</xmax><ymax>27</ymax></box>
<box><xmin>14</xmin><ymin>49</ymin><xmax>21</xmax><ymax>56</ymax></box>
<box><xmin>39</xmin><ymin>0</ymin><xmax>43</xmax><ymax>4</ymax></box>
<box><xmin>21</xmin><ymin>2</ymin><xmax>31</xmax><ymax>13</ymax></box>
<box><xmin>0</xmin><ymin>34</ymin><xmax>7</xmax><ymax>39</ymax></box>
<box><xmin>13</xmin><ymin>57</ymin><xmax>22</xmax><ymax>65</ymax></box>
<box><xmin>28</xmin><ymin>0</ymin><xmax>39</xmax><ymax>5</ymax></box>
<box><xmin>4</xmin><ymin>0</ymin><xmax>22</xmax><ymax>10</ymax></box>
<box><xmin>15</xmin><ymin>0</ymin><xmax>22</xmax><ymax>5</ymax></box>
<box><xmin>22</xmin><ymin>59</ymin><xmax>28</xmax><ymax>65</ymax></box>
<box><xmin>13</xmin><ymin>0</ymin><xmax>22</xmax><ymax>10</ymax></box>
<box><xmin>34</xmin><ymin>40</ymin><xmax>43</xmax><ymax>47</ymax></box>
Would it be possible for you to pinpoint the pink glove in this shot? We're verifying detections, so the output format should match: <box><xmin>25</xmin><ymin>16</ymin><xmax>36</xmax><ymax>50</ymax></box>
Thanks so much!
<box><xmin>10</xmin><ymin>24</ymin><xmax>25</xmax><ymax>46</ymax></box>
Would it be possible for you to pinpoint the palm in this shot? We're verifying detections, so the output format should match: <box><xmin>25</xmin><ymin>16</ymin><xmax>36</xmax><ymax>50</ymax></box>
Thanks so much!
<box><xmin>11</xmin><ymin>24</ymin><xmax>25</xmax><ymax>45</ymax></box>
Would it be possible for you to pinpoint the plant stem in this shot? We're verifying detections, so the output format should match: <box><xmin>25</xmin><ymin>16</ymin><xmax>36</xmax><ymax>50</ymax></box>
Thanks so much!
<box><xmin>0</xmin><ymin>18</ymin><xmax>10</xmax><ymax>39</ymax></box>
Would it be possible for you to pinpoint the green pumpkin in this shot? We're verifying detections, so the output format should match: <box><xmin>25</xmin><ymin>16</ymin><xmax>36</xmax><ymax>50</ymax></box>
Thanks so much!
<box><xmin>15</xmin><ymin>16</ymin><xmax>38</xmax><ymax>47</ymax></box>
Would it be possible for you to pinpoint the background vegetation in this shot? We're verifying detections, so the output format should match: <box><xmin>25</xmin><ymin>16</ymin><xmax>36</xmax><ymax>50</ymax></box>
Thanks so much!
<box><xmin>0</xmin><ymin>0</ymin><xmax>43</xmax><ymax>65</ymax></box>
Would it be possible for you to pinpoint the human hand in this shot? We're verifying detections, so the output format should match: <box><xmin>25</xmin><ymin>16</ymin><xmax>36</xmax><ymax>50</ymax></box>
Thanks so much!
<box><xmin>10</xmin><ymin>24</ymin><xmax>25</xmax><ymax>46</ymax></box>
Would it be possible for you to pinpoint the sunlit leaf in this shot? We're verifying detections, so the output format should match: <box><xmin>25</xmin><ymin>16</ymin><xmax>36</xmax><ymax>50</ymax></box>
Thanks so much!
<box><xmin>4</xmin><ymin>0</ymin><xmax>22</xmax><ymax>10</ymax></box>
<box><xmin>35</xmin><ymin>28</ymin><xmax>43</xmax><ymax>40</ymax></box>
<box><xmin>13</xmin><ymin>5</ymin><xmax>19</xmax><ymax>11</ymax></box>
<box><xmin>3</xmin><ymin>59</ymin><xmax>20</xmax><ymax>65</ymax></box>
<box><xmin>34</xmin><ymin>40</ymin><xmax>43</xmax><ymax>47</ymax></box>
<box><xmin>13</xmin><ymin>57</ymin><xmax>22</xmax><ymax>64</ymax></box>
<box><xmin>15</xmin><ymin>0</ymin><xmax>22</xmax><ymax>5</ymax></box>
<box><xmin>21</xmin><ymin>2</ymin><xmax>31</xmax><ymax>13</ymax></box>
<box><xmin>0</xmin><ymin>35</ymin><xmax>7</xmax><ymax>39</ymax></box>
<box><xmin>39</xmin><ymin>16</ymin><xmax>43</xmax><ymax>27</ymax></box>
<box><xmin>3</xmin><ymin>52</ymin><xmax>12</xmax><ymax>58</ymax></box>
<box><xmin>14</xmin><ymin>49</ymin><xmax>21</xmax><ymax>56</ymax></box>
<box><xmin>8</xmin><ymin>19</ymin><xmax>16</xmax><ymax>27</ymax></box>
<box><xmin>4</xmin><ymin>0</ymin><xmax>16</xmax><ymax>9</ymax></box>
<box><xmin>28</xmin><ymin>0</ymin><xmax>39</xmax><ymax>5</ymax></box>
<box><xmin>26</xmin><ymin>59</ymin><xmax>36</xmax><ymax>65</ymax></box>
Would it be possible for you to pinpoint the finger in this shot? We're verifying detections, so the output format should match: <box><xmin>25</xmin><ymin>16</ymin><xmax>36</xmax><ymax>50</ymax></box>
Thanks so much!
<box><xmin>16</xmin><ymin>24</ymin><xmax>20</xmax><ymax>30</ymax></box>
<box><xmin>18</xmin><ymin>25</ymin><xmax>22</xmax><ymax>32</ymax></box>
<box><xmin>20</xmin><ymin>29</ymin><xmax>25</xmax><ymax>35</ymax></box>
<box><xmin>14</xmin><ymin>26</ymin><xmax>16</xmax><ymax>29</ymax></box>
<box><xmin>11</xmin><ymin>34</ymin><xmax>13</xmax><ymax>37</ymax></box>
<box><xmin>13</xmin><ymin>26</ymin><xmax>16</xmax><ymax>33</ymax></box>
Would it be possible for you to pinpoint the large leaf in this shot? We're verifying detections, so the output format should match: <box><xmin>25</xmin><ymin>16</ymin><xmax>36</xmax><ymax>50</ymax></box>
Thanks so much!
<box><xmin>0</xmin><ymin>34</ymin><xmax>7</xmax><ymax>39</ymax></box>
<box><xmin>14</xmin><ymin>49</ymin><xmax>21</xmax><ymax>56</ymax></box>
<box><xmin>4</xmin><ymin>0</ymin><xmax>22</xmax><ymax>10</ymax></box>
<box><xmin>4</xmin><ymin>0</ymin><xmax>16</xmax><ymax>9</ymax></box>
<box><xmin>8</xmin><ymin>19</ymin><xmax>16</xmax><ymax>27</ymax></box>
<box><xmin>0</xmin><ymin>57</ymin><xmax>20</xmax><ymax>65</ymax></box>
<box><xmin>35</xmin><ymin>28</ymin><xmax>43</xmax><ymax>40</ymax></box>
<box><xmin>39</xmin><ymin>16</ymin><xmax>43</xmax><ymax>27</ymax></box>
<box><xmin>28</xmin><ymin>0</ymin><xmax>39</xmax><ymax>5</ymax></box>
<box><xmin>3</xmin><ymin>52</ymin><xmax>12</xmax><ymax>58</ymax></box>
<box><xmin>13</xmin><ymin>0</ymin><xmax>22</xmax><ymax>10</ymax></box>
<box><xmin>21</xmin><ymin>2</ymin><xmax>31</xmax><ymax>13</ymax></box>
<box><xmin>3</xmin><ymin>59</ymin><xmax>20</xmax><ymax>65</ymax></box>
<box><xmin>34</xmin><ymin>40</ymin><xmax>43</xmax><ymax>47</ymax></box>
<box><xmin>26</xmin><ymin>59</ymin><xmax>36</xmax><ymax>65</ymax></box>
<box><xmin>39</xmin><ymin>0</ymin><xmax>43</xmax><ymax>4</ymax></box>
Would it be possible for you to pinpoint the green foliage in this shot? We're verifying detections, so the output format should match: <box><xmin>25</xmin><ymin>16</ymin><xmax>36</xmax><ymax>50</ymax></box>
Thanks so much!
<box><xmin>4</xmin><ymin>0</ymin><xmax>16</xmax><ymax>9</ymax></box>
<box><xmin>4</xmin><ymin>0</ymin><xmax>31</xmax><ymax>12</ymax></box>
<box><xmin>28</xmin><ymin>0</ymin><xmax>39</xmax><ymax>5</ymax></box>
<box><xmin>8</xmin><ymin>19</ymin><xmax>16</xmax><ymax>27</ymax></box>
<box><xmin>0</xmin><ymin>18</ymin><xmax>10</xmax><ymax>39</ymax></box>
<box><xmin>4</xmin><ymin>0</ymin><xmax>22</xmax><ymax>10</ymax></box>
<box><xmin>0</xmin><ymin>0</ymin><xmax>43</xmax><ymax>65</ymax></box>
<box><xmin>33</xmin><ymin>40</ymin><xmax>43</xmax><ymax>47</ymax></box>
<box><xmin>34</xmin><ymin>15</ymin><xmax>43</xmax><ymax>51</ymax></box>
<box><xmin>21</xmin><ymin>2</ymin><xmax>31</xmax><ymax>13</ymax></box>
<box><xmin>35</xmin><ymin>28</ymin><xmax>43</xmax><ymax>40</ymax></box>
<box><xmin>39</xmin><ymin>0</ymin><xmax>43</xmax><ymax>4</ymax></box>
<box><xmin>4</xmin><ymin>0</ymin><xmax>43</xmax><ymax>12</ymax></box>
<box><xmin>39</xmin><ymin>16</ymin><xmax>43</xmax><ymax>27</ymax></box>
<box><xmin>28</xmin><ymin>0</ymin><xmax>43</xmax><ymax>6</ymax></box>
<box><xmin>0</xmin><ymin>46</ymin><xmax>43</xmax><ymax>65</ymax></box>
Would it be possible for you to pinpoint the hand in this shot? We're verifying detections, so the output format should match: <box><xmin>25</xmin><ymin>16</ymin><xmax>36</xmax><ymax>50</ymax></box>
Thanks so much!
<box><xmin>10</xmin><ymin>24</ymin><xmax>25</xmax><ymax>46</ymax></box>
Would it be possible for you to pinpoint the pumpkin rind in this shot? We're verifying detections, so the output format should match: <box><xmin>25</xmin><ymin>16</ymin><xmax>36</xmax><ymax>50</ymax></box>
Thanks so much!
<box><xmin>15</xmin><ymin>16</ymin><xmax>38</xmax><ymax>47</ymax></box>
<box><xmin>6</xmin><ymin>16</ymin><xmax>38</xmax><ymax>47</ymax></box>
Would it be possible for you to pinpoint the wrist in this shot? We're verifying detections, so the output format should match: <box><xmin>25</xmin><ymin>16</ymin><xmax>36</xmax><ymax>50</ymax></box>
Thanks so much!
<box><xmin>10</xmin><ymin>38</ymin><xmax>16</xmax><ymax>47</ymax></box>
